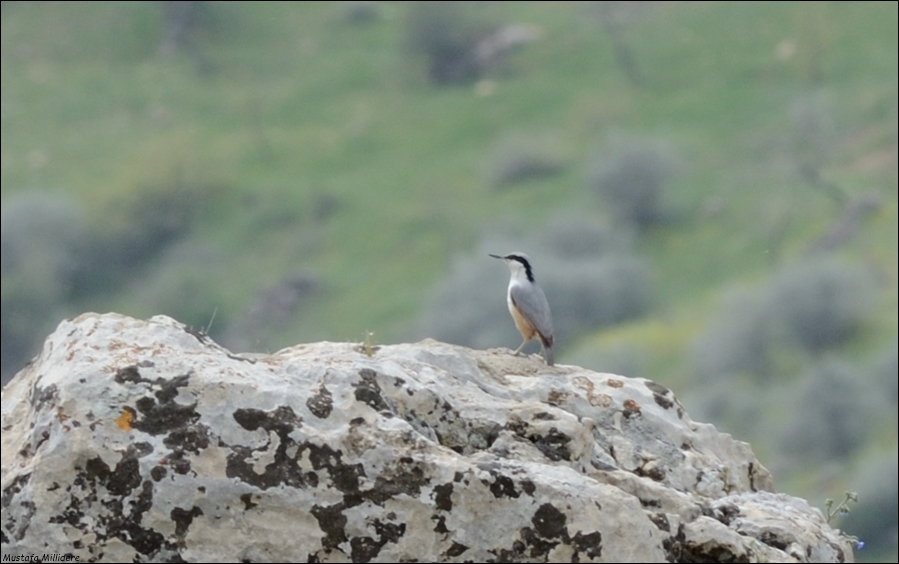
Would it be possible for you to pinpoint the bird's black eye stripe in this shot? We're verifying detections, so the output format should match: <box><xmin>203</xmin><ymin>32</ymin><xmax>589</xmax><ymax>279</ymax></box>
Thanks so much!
<box><xmin>508</xmin><ymin>254</ymin><xmax>534</xmax><ymax>282</ymax></box>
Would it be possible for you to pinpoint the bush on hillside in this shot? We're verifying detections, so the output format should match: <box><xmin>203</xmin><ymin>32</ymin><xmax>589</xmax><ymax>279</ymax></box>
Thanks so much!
<box><xmin>586</xmin><ymin>137</ymin><xmax>682</xmax><ymax>230</ymax></box>
<box><xmin>840</xmin><ymin>452</ymin><xmax>899</xmax><ymax>557</ymax></box>
<box><xmin>875</xmin><ymin>340</ymin><xmax>898</xmax><ymax>405</ymax></box>
<box><xmin>777</xmin><ymin>359</ymin><xmax>873</xmax><ymax>463</ymax></box>
<box><xmin>692</xmin><ymin>257</ymin><xmax>876</xmax><ymax>383</ymax></box>
<box><xmin>71</xmin><ymin>175</ymin><xmax>221</xmax><ymax>295</ymax></box>
<box><xmin>768</xmin><ymin>259</ymin><xmax>874</xmax><ymax>353</ymax></box>
<box><xmin>404</xmin><ymin>2</ymin><xmax>490</xmax><ymax>85</ymax></box>
<box><xmin>692</xmin><ymin>290</ymin><xmax>774</xmax><ymax>382</ymax></box>
<box><xmin>1</xmin><ymin>193</ymin><xmax>85</xmax><ymax>384</ymax></box>
<box><xmin>130</xmin><ymin>240</ymin><xmax>232</xmax><ymax>333</ymax></box>
<box><xmin>487</xmin><ymin>132</ymin><xmax>565</xmax><ymax>189</ymax></box>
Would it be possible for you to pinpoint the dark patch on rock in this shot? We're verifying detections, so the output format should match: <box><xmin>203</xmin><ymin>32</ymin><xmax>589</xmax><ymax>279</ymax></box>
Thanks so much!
<box><xmin>653</xmin><ymin>393</ymin><xmax>674</xmax><ymax>410</ymax></box>
<box><xmin>53</xmin><ymin>453</ymin><xmax>169</xmax><ymax>557</ymax></box>
<box><xmin>226</xmin><ymin>406</ymin><xmax>313</xmax><ymax>490</ymax></box>
<box><xmin>132</xmin><ymin>394</ymin><xmax>199</xmax><ymax>437</ymax></box>
<box><xmin>650</xmin><ymin>512</ymin><xmax>671</xmax><ymax>532</ymax></box>
<box><xmin>350</xmin><ymin>536</ymin><xmax>382</xmax><ymax>563</ymax></box>
<box><xmin>521</xmin><ymin>526</ymin><xmax>559</xmax><ymax>558</ymax></box>
<box><xmin>714</xmin><ymin>503</ymin><xmax>740</xmax><ymax>526</ymax></box>
<box><xmin>162</xmin><ymin>450</ymin><xmax>193</xmax><ymax>475</ymax></box>
<box><xmin>155</xmin><ymin>373</ymin><xmax>191</xmax><ymax>403</ymax></box>
<box><xmin>373</xmin><ymin>519</ymin><xmax>406</xmax><ymax>545</ymax></box>
<box><xmin>171</xmin><ymin>505</ymin><xmax>203</xmax><ymax>543</ymax></box>
<box><xmin>662</xmin><ymin>523</ymin><xmax>687</xmax><ymax>563</ymax></box>
<box><xmin>644</xmin><ymin>381</ymin><xmax>671</xmax><ymax>396</ymax></box>
<box><xmin>758</xmin><ymin>530</ymin><xmax>789</xmax><ymax>551</ymax></box>
<box><xmin>532</xmin><ymin>428</ymin><xmax>572</xmax><ymax>462</ymax></box>
<box><xmin>368</xmin><ymin>457</ymin><xmax>429</xmax><ymax>504</ymax></box>
<box><xmin>132</xmin><ymin>480</ymin><xmax>155</xmax><ymax>519</ymax></box>
<box><xmin>31</xmin><ymin>383</ymin><xmax>58</xmax><ymax>411</ymax></box>
<box><xmin>114</xmin><ymin>365</ymin><xmax>143</xmax><ymax>385</ymax></box>
<box><xmin>491</xmin><ymin>539</ymin><xmax>527</xmax><ymax>562</ymax></box>
<box><xmin>470</xmin><ymin>423</ymin><xmax>501</xmax><ymax>451</ymax></box>
<box><xmin>306</xmin><ymin>443</ymin><xmax>342</xmax><ymax>470</ymax></box>
<box><xmin>326</xmin><ymin>459</ymin><xmax>365</xmax><ymax>493</ymax></box>
<box><xmin>339</xmin><ymin>518</ymin><xmax>407</xmax><ymax>562</ymax></box>
<box><xmin>433</xmin><ymin>514</ymin><xmax>448</xmax><ymax>534</ymax></box>
<box><xmin>307</xmin><ymin>385</ymin><xmax>334</xmax><ymax>419</ymax></box>
<box><xmin>1</xmin><ymin>473</ymin><xmax>31</xmax><ymax>509</ymax></box>
<box><xmin>520</xmin><ymin>479</ymin><xmax>536</xmax><ymax>496</ymax></box>
<box><xmin>1</xmin><ymin>473</ymin><xmax>34</xmax><ymax>541</ymax></box>
<box><xmin>636</xmin><ymin>464</ymin><xmax>667</xmax><ymax>482</ymax></box>
<box><xmin>507</xmin><ymin>420</ymin><xmax>572</xmax><ymax>461</ymax></box>
<box><xmin>532</xmin><ymin>503</ymin><xmax>566</xmax><ymax>539</ymax></box>
<box><xmin>749</xmin><ymin>462</ymin><xmax>760</xmax><ymax>492</ymax></box>
<box><xmin>163</xmin><ymin>423</ymin><xmax>210</xmax><ymax>455</ymax></box>
<box><xmin>679</xmin><ymin>542</ymin><xmax>742</xmax><ymax>563</ymax></box>
<box><xmin>84</xmin><ymin>455</ymin><xmax>137</xmax><ymax>498</ymax></box>
<box><xmin>489</xmin><ymin>472</ymin><xmax>520</xmax><ymax>499</ymax></box>
<box><xmin>311</xmin><ymin>503</ymin><xmax>348</xmax><ymax>549</ymax></box>
<box><xmin>118</xmin><ymin>370</ymin><xmax>202</xmax><ymax>458</ymax></box>
<box><xmin>233</xmin><ymin>405</ymin><xmax>301</xmax><ymax>433</ymax></box>
<box><xmin>354</xmin><ymin>368</ymin><xmax>391</xmax><ymax>412</ymax></box>
<box><xmin>572</xmin><ymin>530</ymin><xmax>603</xmax><ymax>559</ymax></box>
<box><xmin>434</xmin><ymin>482</ymin><xmax>454</xmax><ymax>511</ymax></box>
<box><xmin>354</xmin><ymin>368</ymin><xmax>392</xmax><ymax>412</ymax></box>
<box><xmin>533</xmin><ymin>411</ymin><xmax>557</xmax><ymax>420</ymax></box>
<box><xmin>445</xmin><ymin>541</ymin><xmax>469</xmax><ymax>557</ymax></box>
<box><xmin>240</xmin><ymin>493</ymin><xmax>258</xmax><ymax>511</ymax></box>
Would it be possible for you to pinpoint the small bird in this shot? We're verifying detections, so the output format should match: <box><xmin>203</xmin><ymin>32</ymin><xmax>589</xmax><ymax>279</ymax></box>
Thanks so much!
<box><xmin>490</xmin><ymin>252</ymin><xmax>555</xmax><ymax>366</ymax></box>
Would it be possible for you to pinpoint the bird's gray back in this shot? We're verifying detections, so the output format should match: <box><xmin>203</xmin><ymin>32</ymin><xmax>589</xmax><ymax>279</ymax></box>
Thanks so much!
<box><xmin>509</xmin><ymin>282</ymin><xmax>554</xmax><ymax>339</ymax></box>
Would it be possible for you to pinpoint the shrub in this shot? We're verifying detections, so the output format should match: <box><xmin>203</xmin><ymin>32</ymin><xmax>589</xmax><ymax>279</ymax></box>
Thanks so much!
<box><xmin>1</xmin><ymin>193</ymin><xmax>85</xmax><ymax>384</ymax></box>
<box><xmin>542</xmin><ymin>255</ymin><xmax>651</xmax><ymax>344</ymax></box>
<box><xmin>692</xmin><ymin>290</ymin><xmax>774</xmax><ymax>382</ymax></box>
<box><xmin>0</xmin><ymin>192</ymin><xmax>84</xmax><ymax>282</ymax></box>
<box><xmin>537</xmin><ymin>212</ymin><xmax>635</xmax><ymax>259</ymax></box>
<box><xmin>404</xmin><ymin>2</ymin><xmax>490</xmax><ymax>85</ymax></box>
<box><xmin>840</xmin><ymin>452</ymin><xmax>899</xmax><ymax>557</ymax></box>
<box><xmin>487</xmin><ymin>132</ymin><xmax>565</xmax><ymax>189</ymax></box>
<box><xmin>768</xmin><ymin>259</ymin><xmax>874</xmax><ymax>352</ymax></box>
<box><xmin>692</xmin><ymin>257</ymin><xmax>876</xmax><ymax>383</ymax></box>
<box><xmin>777</xmin><ymin>359</ymin><xmax>872</xmax><ymax>463</ymax></box>
<box><xmin>875</xmin><ymin>340</ymin><xmax>898</xmax><ymax>405</ymax></box>
<box><xmin>129</xmin><ymin>240</ymin><xmax>231</xmax><ymax>333</ymax></box>
<box><xmin>71</xmin><ymin>175</ymin><xmax>221</xmax><ymax>296</ymax></box>
<box><xmin>586</xmin><ymin>137</ymin><xmax>682</xmax><ymax>230</ymax></box>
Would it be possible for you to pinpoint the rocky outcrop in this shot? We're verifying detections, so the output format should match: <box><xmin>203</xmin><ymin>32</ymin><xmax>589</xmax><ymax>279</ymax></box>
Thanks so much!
<box><xmin>1</xmin><ymin>313</ymin><xmax>853</xmax><ymax>562</ymax></box>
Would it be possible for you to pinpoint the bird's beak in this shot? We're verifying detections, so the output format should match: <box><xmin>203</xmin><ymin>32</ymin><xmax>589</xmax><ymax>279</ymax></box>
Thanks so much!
<box><xmin>489</xmin><ymin>254</ymin><xmax>503</xmax><ymax>259</ymax></box>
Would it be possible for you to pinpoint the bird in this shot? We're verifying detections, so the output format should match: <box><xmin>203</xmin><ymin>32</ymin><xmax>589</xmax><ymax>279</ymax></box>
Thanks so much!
<box><xmin>489</xmin><ymin>252</ymin><xmax>555</xmax><ymax>366</ymax></box>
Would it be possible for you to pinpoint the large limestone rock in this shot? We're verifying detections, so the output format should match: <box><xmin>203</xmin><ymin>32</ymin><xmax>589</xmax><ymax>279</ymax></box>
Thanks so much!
<box><xmin>1</xmin><ymin>313</ymin><xmax>853</xmax><ymax>562</ymax></box>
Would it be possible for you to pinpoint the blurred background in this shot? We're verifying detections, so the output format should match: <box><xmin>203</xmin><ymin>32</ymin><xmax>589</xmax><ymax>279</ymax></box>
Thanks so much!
<box><xmin>1</xmin><ymin>1</ymin><xmax>896</xmax><ymax>559</ymax></box>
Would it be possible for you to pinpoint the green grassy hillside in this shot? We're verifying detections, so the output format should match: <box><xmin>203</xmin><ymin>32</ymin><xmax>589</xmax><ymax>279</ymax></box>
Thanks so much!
<box><xmin>2</xmin><ymin>2</ymin><xmax>896</xmax><ymax>559</ymax></box>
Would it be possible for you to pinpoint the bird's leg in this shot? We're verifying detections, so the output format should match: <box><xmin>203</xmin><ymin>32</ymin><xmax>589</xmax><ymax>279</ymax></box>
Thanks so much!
<box><xmin>512</xmin><ymin>339</ymin><xmax>528</xmax><ymax>356</ymax></box>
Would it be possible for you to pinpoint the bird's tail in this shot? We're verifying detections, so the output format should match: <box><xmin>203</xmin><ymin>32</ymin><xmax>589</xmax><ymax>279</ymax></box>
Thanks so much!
<box><xmin>541</xmin><ymin>339</ymin><xmax>554</xmax><ymax>367</ymax></box>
